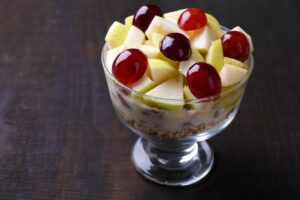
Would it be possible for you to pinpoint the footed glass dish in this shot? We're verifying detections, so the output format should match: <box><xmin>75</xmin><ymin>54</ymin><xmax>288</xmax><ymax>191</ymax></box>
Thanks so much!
<box><xmin>101</xmin><ymin>33</ymin><xmax>253</xmax><ymax>187</ymax></box>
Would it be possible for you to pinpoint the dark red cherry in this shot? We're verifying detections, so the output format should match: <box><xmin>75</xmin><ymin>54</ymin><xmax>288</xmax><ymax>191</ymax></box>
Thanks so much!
<box><xmin>221</xmin><ymin>31</ymin><xmax>250</xmax><ymax>62</ymax></box>
<box><xmin>133</xmin><ymin>4</ymin><xmax>163</xmax><ymax>32</ymax></box>
<box><xmin>112</xmin><ymin>49</ymin><xmax>147</xmax><ymax>86</ymax></box>
<box><xmin>178</xmin><ymin>8</ymin><xmax>207</xmax><ymax>31</ymax></box>
<box><xmin>187</xmin><ymin>62</ymin><xmax>221</xmax><ymax>99</ymax></box>
<box><xmin>160</xmin><ymin>33</ymin><xmax>192</xmax><ymax>61</ymax></box>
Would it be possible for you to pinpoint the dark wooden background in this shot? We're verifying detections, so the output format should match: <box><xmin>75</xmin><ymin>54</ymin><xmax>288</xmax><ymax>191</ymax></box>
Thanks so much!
<box><xmin>0</xmin><ymin>0</ymin><xmax>299</xmax><ymax>199</ymax></box>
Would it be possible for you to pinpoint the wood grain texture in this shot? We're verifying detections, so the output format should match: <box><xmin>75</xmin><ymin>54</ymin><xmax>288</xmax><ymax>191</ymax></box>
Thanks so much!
<box><xmin>0</xmin><ymin>0</ymin><xmax>299</xmax><ymax>199</ymax></box>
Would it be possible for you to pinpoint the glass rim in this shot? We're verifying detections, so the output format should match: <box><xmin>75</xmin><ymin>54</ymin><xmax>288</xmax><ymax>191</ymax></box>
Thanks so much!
<box><xmin>101</xmin><ymin>27</ymin><xmax>254</xmax><ymax>103</ymax></box>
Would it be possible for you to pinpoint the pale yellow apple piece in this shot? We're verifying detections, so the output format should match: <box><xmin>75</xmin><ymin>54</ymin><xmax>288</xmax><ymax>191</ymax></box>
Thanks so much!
<box><xmin>179</xmin><ymin>60</ymin><xmax>197</xmax><ymax>76</ymax></box>
<box><xmin>105</xmin><ymin>45</ymin><xmax>125</xmax><ymax>73</ymax></box>
<box><xmin>190</xmin><ymin>48</ymin><xmax>204</xmax><ymax>61</ymax></box>
<box><xmin>183</xmin><ymin>85</ymin><xmax>195</xmax><ymax>100</ymax></box>
<box><xmin>125</xmin><ymin>15</ymin><xmax>133</xmax><ymax>28</ymax></box>
<box><xmin>224</xmin><ymin>57</ymin><xmax>246</xmax><ymax>69</ymax></box>
<box><xmin>124</xmin><ymin>26</ymin><xmax>145</xmax><ymax>48</ymax></box>
<box><xmin>206</xmin><ymin>39</ymin><xmax>224</xmax><ymax>72</ymax></box>
<box><xmin>148</xmin><ymin>59</ymin><xmax>179</xmax><ymax>83</ymax></box>
<box><xmin>163</xmin><ymin>9</ymin><xmax>186</xmax><ymax>23</ymax></box>
<box><xmin>156</xmin><ymin>52</ymin><xmax>179</xmax><ymax>68</ymax></box>
<box><xmin>144</xmin><ymin>76</ymin><xmax>184</xmax><ymax>111</ymax></box>
<box><xmin>191</xmin><ymin>26</ymin><xmax>215</xmax><ymax>54</ymax></box>
<box><xmin>131</xmin><ymin>75</ymin><xmax>156</xmax><ymax>94</ymax></box>
<box><xmin>219</xmin><ymin>64</ymin><xmax>248</xmax><ymax>87</ymax></box>
<box><xmin>137</xmin><ymin>45</ymin><xmax>159</xmax><ymax>58</ymax></box>
<box><xmin>179</xmin><ymin>49</ymin><xmax>204</xmax><ymax>76</ymax></box>
<box><xmin>151</xmin><ymin>32</ymin><xmax>164</xmax><ymax>48</ymax></box>
<box><xmin>145</xmin><ymin>16</ymin><xmax>190</xmax><ymax>39</ymax></box>
<box><xmin>105</xmin><ymin>22</ymin><xmax>129</xmax><ymax>49</ymax></box>
<box><xmin>205</xmin><ymin>13</ymin><xmax>221</xmax><ymax>34</ymax></box>
<box><xmin>144</xmin><ymin>40</ymin><xmax>152</xmax><ymax>45</ymax></box>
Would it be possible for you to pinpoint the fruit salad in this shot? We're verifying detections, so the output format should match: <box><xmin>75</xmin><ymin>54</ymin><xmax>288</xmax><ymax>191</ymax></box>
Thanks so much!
<box><xmin>102</xmin><ymin>4</ymin><xmax>254</xmax><ymax>138</ymax></box>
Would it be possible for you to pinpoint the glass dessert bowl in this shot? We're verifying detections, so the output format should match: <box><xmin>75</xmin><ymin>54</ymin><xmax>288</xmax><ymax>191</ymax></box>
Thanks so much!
<box><xmin>101</xmin><ymin>44</ymin><xmax>253</xmax><ymax>186</ymax></box>
<box><xmin>101</xmin><ymin>5</ymin><xmax>254</xmax><ymax>186</ymax></box>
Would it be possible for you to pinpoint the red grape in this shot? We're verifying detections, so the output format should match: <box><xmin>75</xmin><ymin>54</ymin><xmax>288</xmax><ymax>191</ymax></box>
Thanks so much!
<box><xmin>160</xmin><ymin>33</ymin><xmax>192</xmax><ymax>61</ymax></box>
<box><xmin>187</xmin><ymin>62</ymin><xmax>221</xmax><ymax>99</ymax></box>
<box><xmin>133</xmin><ymin>4</ymin><xmax>163</xmax><ymax>32</ymax></box>
<box><xmin>221</xmin><ymin>31</ymin><xmax>250</xmax><ymax>62</ymax></box>
<box><xmin>178</xmin><ymin>8</ymin><xmax>207</xmax><ymax>31</ymax></box>
<box><xmin>112</xmin><ymin>49</ymin><xmax>147</xmax><ymax>86</ymax></box>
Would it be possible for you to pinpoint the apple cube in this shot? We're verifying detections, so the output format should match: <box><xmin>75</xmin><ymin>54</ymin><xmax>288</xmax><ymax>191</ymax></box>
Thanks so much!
<box><xmin>163</xmin><ymin>9</ymin><xmax>186</xmax><ymax>23</ymax></box>
<box><xmin>144</xmin><ymin>40</ymin><xmax>152</xmax><ymax>45</ymax></box>
<box><xmin>145</xmin><ymin>16</ymin><xmax>190</xmax><ymax>39</ymax></box>
<box><xmin>125</xmin><ymin>15</ymin><xmax>133</xmax><ymax>28</ymax></box>
<box><xmin>206</xmin><ymin>13</ymin><xmax>221</xmax><ymax>34</ymax></box>
<box><xmin>156</xmin><ymin>52</ymin><xmax>179</xmax><ymax>68</ymax></box>
<box><xmin>137</xmin><ymin>45</ymin><xmax>159</xmax><ymax>58</ymax></box>
<box><xmin>144</xmin><ymin>76</ymin><xmax>184</xmax><ymax>111</ymax></box>
<box><xmin>124</xmin><ymin>26</ymin><xmax>145</xmax><ymax>48</ymax></box>
<box><xmin>179</xmin><ymin>49</ymin><xmax>204</xmax><ymax>76</ymax></box>
<box><xmin>224</xmin><ymin>57</ymin><xmax>246</xmax><ymax>69</ymax></box>
<box><xmin>151</xmin><ymin>32</ymin><xmax>164</xmax><ymax>48</ymax></box>
<box><xmin>205</xmin><ymin>39</ymin><xmax>224</xmax><ymax>72</ymax></box>
<box><xmin>131</xmin><ymin>75</ymin><xmax>156</xmax><ymax>94</ymax></box>
<box><xmin>191</xmin><ymin>48</ymin><xmax>204</xmax><ymax>61</ymax></box>
<box><xmin>219</xmin><ymin>64</ymin><xmax>248</xmax><ymax>87</ymax></box>
<box><xmin>190</xmin><ymin>26</ymin><xmax>216</xmax><ymax>53</ymax></box>
<box><xmin>179</xmin><ymin>60</ymin><xmax>197</xmax><ymax>76</ymax></box>
<box><xmin>148</xmin><ymin>59</ymin><xmax>179</xmax><ymax>83</ymax></box>
<box><xmin>105</xmin><ymin>22</ymin><xmax>129</xmax><ymax>49</ymax></box>
<box><xmin>105</xmin><ymin>45</ymin><xmax>125</xmax><ymax>73</ymax></box>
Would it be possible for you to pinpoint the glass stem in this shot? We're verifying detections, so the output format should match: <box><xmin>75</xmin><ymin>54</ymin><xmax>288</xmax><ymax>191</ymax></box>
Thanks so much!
<box><xmin>142</xmin><ymin>138</ymin><xmax>199</xmax><ymax>170</ymax></box>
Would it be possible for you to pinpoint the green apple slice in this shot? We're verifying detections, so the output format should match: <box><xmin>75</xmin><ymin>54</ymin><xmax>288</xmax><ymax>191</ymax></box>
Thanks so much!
<box><xmin>163</xmin><ymin>9</ymin><xmax>186</xmax><ymax>23</ymax></box>
<box><xmin>144</xmin><ymin>76</ymin><xmax>184</xmax><ymax>111</ymax></box>
<box><xmin>131</xmin><ymin>75</ymin><xmax>156</xmax><ymax>93</ymax></box>
<box><xmin>205</xmin><ymin>13</ymin><xmax>221</xmax><ymax>34</ymax></box>
<box><xmin>105</xmin><ymin>45</ymin><xmax>125</xmax><ymax>73</ymax></box>
<box><xmin>232</xmin><ymin>26</ymin><xmax>254</xmax><ymax>51</ymax></box>
<box><xmin>190</xmin><ymin>48</ymin><xmax>204</xmax><ymax>61</ymax></box>
<box><xmin>219</xmin><ymin>64</ymin><xmax>248</xmax><ymax>87</ymax></box>
<box><xmin>144</xmin><ymin>40</ymin><xmax>152</xmax><ymax>45</ymax></box>
<box><xmin>145</xmin><ymin>16</ymin><xmax>190</xmax><ymax>39</ymax></box>
<box><xmin>105</xmin><ymin>22</ymin><xmax>129</xmax><ymax>49</ymax></box>
<box><xmin>124</xmin><ymin>26</ymin><xmax>145</xmax><ymax>48</ymax></box>
<box><xmin>190</xmin><ymin>26</ymin><xmax>215</xmax><ymax>53</ymax></box>
<box><xmin>205</xmin><ymin>39</ymin><xmax>224</xmax><ymax>72</ymax></box>
<box><xmin>125</xmin><ymin>15</ymin><xmax>133</xmax><ymax>28</ymax></box>
<box><xmin>224</xmin><ymin>57</ymin><xmax>246</xmax><ymax>69</ymax></box>
<box><xmin>183</xmin><ymin>85</ymin><xmax>214</xmax><ymax>111</ymax></box>
<box><xmin>183</xmin><ymin>85</ymin><xmax>195</xmax><ymax>100</ymax></box>
<box><xmin>148</xmin><ymin>59</ymin><xmax>179</xmax><ymax>83</ymax></box>
<box><xmin>179</xmin><ymin>60</ymin><xmax>197</xmax><ymax>76</ymax></box>
<box><xmin>156</xmin><ymin>52</ymin><xmax>179</xmax><ymax>67</ymax></box>
<box><xmin>179</xmin><ymin>49</ymin><xmax>204</xmax><ymax>76</ymax></box>
<box><xmin>137</xmin><ymin>45</ymin><xmax>159</xmax><ymax>58</ymax></box>
<box><xmin>151</xmin><ymin>32</ymin><xmax>164</xmax><ymax>48</ymax></box>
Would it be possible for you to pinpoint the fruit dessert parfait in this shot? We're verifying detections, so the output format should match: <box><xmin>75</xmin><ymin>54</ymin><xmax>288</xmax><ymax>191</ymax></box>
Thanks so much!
<box><xmin>102</xmin><ymin>4</ymin><xmax>253</xmax><ymax>139</ymax></box>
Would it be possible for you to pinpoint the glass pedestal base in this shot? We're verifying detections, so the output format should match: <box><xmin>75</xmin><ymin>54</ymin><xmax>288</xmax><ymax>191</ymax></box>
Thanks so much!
<box><xmin>131</xmin><ymin>138</ymin><xmax>214</xmax><ymax>186</ymax></box>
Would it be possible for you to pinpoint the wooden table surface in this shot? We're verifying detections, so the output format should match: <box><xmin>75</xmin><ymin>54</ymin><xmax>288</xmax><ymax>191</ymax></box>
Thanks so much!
<box><xmin>0</xmin><ymin>0</ymin><xmax>299</xmax><ymax>199</ymax></box>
